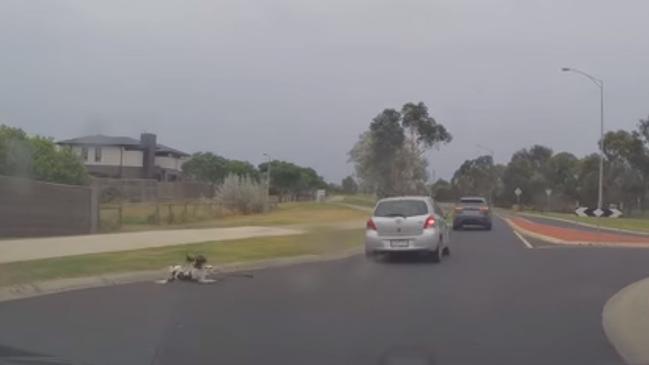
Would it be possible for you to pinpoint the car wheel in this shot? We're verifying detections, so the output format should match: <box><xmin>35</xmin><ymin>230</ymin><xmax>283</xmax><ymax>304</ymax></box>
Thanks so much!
<box><xmin>429</xmin><ymin>246</ymin><xmax>441</xmax><ymax>263</ymax></box>
<box><xmin>442</xmin><ymin>246</ymin><xmax>450</xmax><ymax>256</ymax></box>
<box><xmin>452</xmin><ymin>224</ymin><xmax>461</xmax><ymax>231</ymax></box>
<box><xmin>485</xmin><ymin>223</ymin><xmax>492</xmax><ymax>231</ymax></box>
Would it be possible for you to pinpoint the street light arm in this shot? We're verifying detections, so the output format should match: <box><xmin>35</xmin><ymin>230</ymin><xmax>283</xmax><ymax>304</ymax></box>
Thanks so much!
<box><xmin>562</xmin><ymin>67</ymin><xmax>603</xmax><ymax>88</ymax></box>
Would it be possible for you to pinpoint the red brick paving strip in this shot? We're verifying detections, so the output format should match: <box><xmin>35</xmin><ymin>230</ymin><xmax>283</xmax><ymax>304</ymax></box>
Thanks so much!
<box><xmin>510</xmin><ymin>217</ymin><xmax>649</xmax><ymax>246</ymax></box>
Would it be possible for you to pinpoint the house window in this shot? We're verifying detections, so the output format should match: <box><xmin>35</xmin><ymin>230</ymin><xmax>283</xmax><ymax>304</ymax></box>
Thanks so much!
<box><xmin>81</xmin><ymin>147</ymin><xmax>88</xmax><ymax>161</ymax></box>
<box><xmin>95</xmin><ymin>147</ymin><xmax>102</xmax><ymax>162</ymax></box>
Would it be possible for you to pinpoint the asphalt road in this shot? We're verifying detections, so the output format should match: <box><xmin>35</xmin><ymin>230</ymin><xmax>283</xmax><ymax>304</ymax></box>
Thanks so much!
<box><xmin>2</xmin><ymin>217</ymin><xmax>649</xmax><ymax>365</ymax></box>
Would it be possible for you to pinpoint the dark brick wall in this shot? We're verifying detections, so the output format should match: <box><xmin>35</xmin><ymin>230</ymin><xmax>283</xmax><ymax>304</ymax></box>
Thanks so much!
<box><xmin>86</xmin><ymin>165</ymin><xmax>144</xmax><ymax>179</ymax></box>
<box><xmin>92</xmin><ymin>178</ymin><xmax>214</xmax><ymax>203</ymax></box>
<box><xmin>0</xmin><ymin>175</ymin><xmax>97</xmax><ymax>238</ymax></box>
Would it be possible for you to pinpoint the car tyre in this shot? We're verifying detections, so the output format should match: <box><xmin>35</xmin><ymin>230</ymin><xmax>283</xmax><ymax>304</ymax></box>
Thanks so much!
<box><xmin>452</xmin><ymin>224</ymin><xmax>462</xmax><ymax>231</ymax></box>
<box><xmin>485</xmin><ymin>223</ymin><xmax>492</xmax><ymax>231</ymax></box>
<box><xmin>442</xmin><ymin>246</ymin><xmax>450</xmax><ymax>256</ymax></box>
<box><xmin>429</xmin><ymin>246</ymin><xmax>441</xmax><ymax>263</ymax></box>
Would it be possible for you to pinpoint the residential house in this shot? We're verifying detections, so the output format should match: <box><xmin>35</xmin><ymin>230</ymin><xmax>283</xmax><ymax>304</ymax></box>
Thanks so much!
<box><xmin>57</xmin><ymin>133</ymin><xmax>190</xmax><ymax>181</ymax></box>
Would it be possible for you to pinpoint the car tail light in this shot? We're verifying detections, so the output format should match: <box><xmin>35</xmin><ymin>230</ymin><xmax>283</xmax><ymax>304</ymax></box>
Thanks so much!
<box><xmin>480</xmin><ymin>206</ymin><xmax>490</xmax><ymax>212</ymax></box>
<box><xmin>366</xmin><ymin>218</ymin><xmax>377</xmax><ymax>231</ymax></box>
<box><xmin>423</xmin><ymin>215</ymin><xmax>436</xmax><ymax>229</ymax></box>
<box><xmin>454</xmin><ymin>206</ymin><xmax>463</xmax><ymax>212</ymax></box>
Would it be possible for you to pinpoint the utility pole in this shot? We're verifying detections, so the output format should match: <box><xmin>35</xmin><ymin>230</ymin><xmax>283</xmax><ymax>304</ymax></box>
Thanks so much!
<box><xmin>263</xmin><ymin>153</ymin><xmax>272</xmax><ymax>211</ymax></box>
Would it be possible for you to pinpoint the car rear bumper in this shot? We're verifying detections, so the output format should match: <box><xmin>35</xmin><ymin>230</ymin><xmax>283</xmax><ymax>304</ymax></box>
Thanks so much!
<box><xmin>365</xmin><ymin>229</ymin><xmax>440</xmax><ymax>253</ymax></box>
<box><xmin>454</xmin><ymin>215</ymin><xmax>491</xmax><ymax>227</ymax></box>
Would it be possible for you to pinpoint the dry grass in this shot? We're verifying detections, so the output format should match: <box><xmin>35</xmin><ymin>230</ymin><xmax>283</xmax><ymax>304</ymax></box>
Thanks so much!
<box><xmin>102</xmin><ymin>201</ymin><xmax>368</xmax><ymax>232</ymax></box>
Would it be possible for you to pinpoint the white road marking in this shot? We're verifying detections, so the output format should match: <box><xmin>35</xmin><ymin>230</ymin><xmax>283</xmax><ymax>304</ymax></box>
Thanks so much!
<box><xmin>513</xmin><ymin>230</ymin><xmax>534</xmax><ymax>249</ymax></box>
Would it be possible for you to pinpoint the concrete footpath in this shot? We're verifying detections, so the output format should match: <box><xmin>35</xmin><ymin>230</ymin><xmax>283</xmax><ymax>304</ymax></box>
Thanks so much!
<box><xmin>603</xmin><ymin>277</ymin><xmax>649</xmax><ymax>365</ymax></box>
<box><xmin>0</xmin><ymin>226</ymin><xmax>303</xmax><ymax>264</ymax></box>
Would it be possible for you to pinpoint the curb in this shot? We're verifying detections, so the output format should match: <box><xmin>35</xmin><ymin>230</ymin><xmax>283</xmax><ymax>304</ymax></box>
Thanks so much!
<box><xmin>0</xmin><ymin>247</ymin><xmax>362</xmax><ymax>304</ymax></box>
<box><xmin>602</xmin><ymin>277</ymin><xmax>649</xmax><ymax>365</ymax></box>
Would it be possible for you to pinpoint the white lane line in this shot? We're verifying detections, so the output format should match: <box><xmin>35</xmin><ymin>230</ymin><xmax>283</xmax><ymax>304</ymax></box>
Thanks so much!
<box><xmin>513</xmin><ymin>230</ymin><xmax>534</xmax><ymax>249</ymax></box>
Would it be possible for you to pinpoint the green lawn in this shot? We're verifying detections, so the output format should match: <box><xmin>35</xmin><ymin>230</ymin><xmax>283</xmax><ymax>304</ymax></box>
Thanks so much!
<box><xmin>0</xmin><ymin>227</ymin><xmax>364</xmax><ymax>287</ymax></box>
<box><xmin>519</xmin><ymin>211</ymin><xmax>649</xmax><ymax>234</ymax></box>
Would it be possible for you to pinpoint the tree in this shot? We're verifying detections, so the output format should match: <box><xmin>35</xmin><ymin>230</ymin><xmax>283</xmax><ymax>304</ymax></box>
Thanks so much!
<box><xmin>182</xmin><ymin>152</ymin><xmax>229</xmax><ymax>186</ymax></box>
<box><xmin>602</xmin><ymin>129</ymin><xmax>649</xmax><ymax>213</ymax></box>
<box><xmin>341</xmin><ymin>176</ymin><xmax>358</xmax><ymax>194</ymax></box>
<box><xmin>0</xmin><ymin>124</ymin><xmax>88</xmax><ymax>185</ymax></box>
<box><xmin>401</xmin><ymin>102</ymin><xmax>452</xmax><ymax>148</ymax></box>
<box><xmin>430</xmin><ymin>179</ymin><xmax>456</xmax><ymax>202</ymax></box>
<box><xmin>0</xmin><ymin>125</ymin><xmax>32</xmax><ymax>177</ymax></box>
<box><xmin>349</xmin><ymin>102</ymin><xmax>452</xmax><ymax>197</ymax></box>
<box><xmin>31</xmin><ymin>137</ymin><xmax>89</xmax><ymax>185</ymax></box>
<box><xmin>183</xmin><ymin>153</ymin><xmax>263</xmax><ymax>186</ymax></box>
<box><xmin>258</xmin><ymin>160</ymin><xmax>327</xmax><ymax>200</ymax></box>
<box><xmin>225</xmin><ymin>159</ymin><xmax>259</xmax><ymax>180</ymax></box>
<box><xmin>576</xmin><ymin>153</ymin><xmax>601</xmax><ymax>208</ymax></box>
<box><xmin>451</xmin><ymin>155</ymin><xmax>500</xmax><ymax>202</ymax></box>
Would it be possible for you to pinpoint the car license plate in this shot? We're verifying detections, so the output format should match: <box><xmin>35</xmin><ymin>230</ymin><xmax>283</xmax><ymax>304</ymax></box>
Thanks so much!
<box><xmin>465</xmin><ymin>210</ymin><xmax>481</xmax><ymax>216</ymax></box>
<box><xmin>390</xmin><ymin>239</ymin><xmax>409</xmax><ymax>248</ymax></box>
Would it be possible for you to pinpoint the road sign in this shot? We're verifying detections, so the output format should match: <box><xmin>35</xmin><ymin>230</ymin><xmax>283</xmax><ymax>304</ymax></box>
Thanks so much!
<box><xmin>545</xmin><ymin>188</ymin><xmax>552</xmax><ymax>197</ymax></box>
<box><xmin>575</xmin><ymin>207</ymin><xmax>623</xmax><ymax>218</ymax></box>
<box><xmin>514</xmin><ymin>188</ymin><xmax>522</xmax><ymax>197</ymax></box>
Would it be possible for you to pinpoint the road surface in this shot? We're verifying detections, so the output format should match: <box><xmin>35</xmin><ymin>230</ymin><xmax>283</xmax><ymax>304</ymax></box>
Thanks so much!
<box><xmin>1</xmin><ymin>216</ymin><xmax>649</xmax><ymax>364</ymax></box>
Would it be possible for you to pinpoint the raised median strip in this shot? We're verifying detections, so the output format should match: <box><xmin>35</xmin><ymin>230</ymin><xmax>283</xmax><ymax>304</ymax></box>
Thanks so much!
<box><xmin>503</xmin><ymin>216</ymin><xmax>649</xmax><ymax>248</ymax></box>
<box><xmin>603</xmin><ymin>277</ymin><xmax>649</xmax><ymax>365</ymax></box>
<box><xmin>517</xmin><ymin>211</ymin><xmax>649</xmax><ymax>237</ymax></box>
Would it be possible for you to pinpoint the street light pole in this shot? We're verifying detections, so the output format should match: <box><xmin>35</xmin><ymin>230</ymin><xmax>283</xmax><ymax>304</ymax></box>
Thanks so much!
<box><xmin>562</xmin><ymin>67</ymin><xmax>605</xmax><ymax>210</ymax></box>
<box><xmin>263</xmin><ymin>153</ymin><xmax>272</xmax><ymax>211</ymax></box>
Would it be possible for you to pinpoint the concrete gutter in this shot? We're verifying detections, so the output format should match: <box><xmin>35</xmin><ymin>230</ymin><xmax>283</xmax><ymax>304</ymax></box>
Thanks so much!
<box><xmin>0</xmin><ymin>247</ymin><xmax>362</xmax><ymax>304</ymax></box>
<box><xmin>603</xmin><ymin>277</ymin><xmax>649</xmax><ymax>365</ymax></box>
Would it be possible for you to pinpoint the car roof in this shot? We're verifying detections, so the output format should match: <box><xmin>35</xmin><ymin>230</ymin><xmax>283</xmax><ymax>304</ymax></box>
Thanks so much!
<box><xmin>459</xmin><ymin>196</ymin><xmax>487</xmax><ymax>201</ymax></box>
<box><xmin>377</xmin><ymin>196</ymin><xmax>432</xmax><ymax>203</ymax></box>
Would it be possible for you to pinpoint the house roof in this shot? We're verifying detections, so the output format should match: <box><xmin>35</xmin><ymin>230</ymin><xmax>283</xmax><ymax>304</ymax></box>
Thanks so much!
<box><xmin>157</xmin><ymin>144</ymin><xmax>190</xmax><ymax>157</ymax></box>
<box><xmin>58</xmin><ymin>134</ymin><xmax>190</xmax><ymax>157</ymax></box>
<box><xmin>58</xmin><ymin>135</ymin><xmax>141</xmax><ymax>146</ymax></box>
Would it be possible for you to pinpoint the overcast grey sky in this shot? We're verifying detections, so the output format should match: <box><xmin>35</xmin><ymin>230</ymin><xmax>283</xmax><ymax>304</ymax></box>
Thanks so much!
<box><xmin>1</xmin><ymin>0</ymin><xmax>648</xmax><ymax>182</ymax></box>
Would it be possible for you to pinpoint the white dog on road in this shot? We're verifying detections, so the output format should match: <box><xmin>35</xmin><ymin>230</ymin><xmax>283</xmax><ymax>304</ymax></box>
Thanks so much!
<box><xmin>156</xmin><ymin>254</ymin><xmax>216</xmax><ymax>284</ymax></box>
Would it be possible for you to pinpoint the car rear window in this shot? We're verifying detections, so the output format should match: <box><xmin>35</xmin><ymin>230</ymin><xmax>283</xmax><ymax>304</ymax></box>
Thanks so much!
<box><xmin>459</xmin><ymin>198</ymin><xmax>486</xmax><ymax>204</ymax></box>
<box><xmin>374</xmin><ymin>200</ymin><xmax>429</xmax><ymax>217</ymax></box>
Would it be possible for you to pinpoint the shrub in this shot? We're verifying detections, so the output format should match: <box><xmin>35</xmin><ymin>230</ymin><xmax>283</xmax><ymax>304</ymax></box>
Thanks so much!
<box><xmin>216</xmin><ymin>174</ymin><xmax>267</xmax><ymax>214</ymax></box>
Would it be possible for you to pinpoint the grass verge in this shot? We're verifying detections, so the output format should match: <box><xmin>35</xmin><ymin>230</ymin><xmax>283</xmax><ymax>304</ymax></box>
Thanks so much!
<box><xmin>0</xmin><ymin>227</ymin><xmax>364</xmax><ymax>287</ymax></box>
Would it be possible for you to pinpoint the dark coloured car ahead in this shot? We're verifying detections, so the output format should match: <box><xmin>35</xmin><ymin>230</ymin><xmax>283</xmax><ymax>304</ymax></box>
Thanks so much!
<box><xmin>453</xmin><ymin>196</ymin><xmax>492</xmax><ymax>230</ymax></box>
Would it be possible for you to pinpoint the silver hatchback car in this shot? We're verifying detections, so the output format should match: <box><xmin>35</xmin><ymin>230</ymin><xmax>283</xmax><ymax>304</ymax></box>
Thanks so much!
<box><xmin>365</xmin><ymin>196</ymin><xmax>451</xmax><ymax>262</ymax></box>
